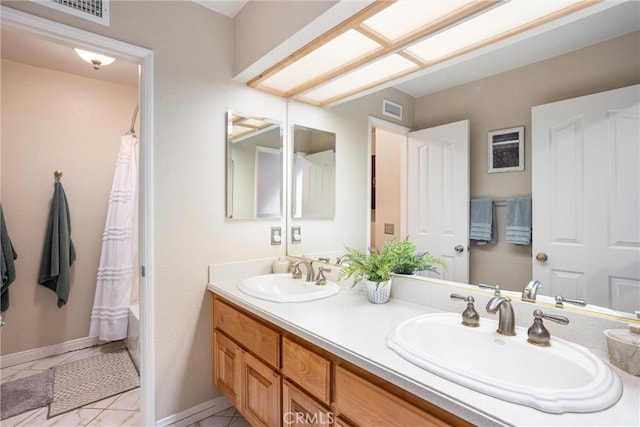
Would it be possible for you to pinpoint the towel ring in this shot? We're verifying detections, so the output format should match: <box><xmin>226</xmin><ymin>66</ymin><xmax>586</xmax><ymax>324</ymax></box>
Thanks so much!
<box><xmin>54</xmin><ymin>170</ymin><xmax>63</xmax><ymax>181</ymax></box>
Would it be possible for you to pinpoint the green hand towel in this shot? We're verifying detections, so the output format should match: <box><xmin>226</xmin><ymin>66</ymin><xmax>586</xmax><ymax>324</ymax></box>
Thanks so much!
<box><xmin>1</xmin><ymin>205</ymin><xmax>18</xmax><ymax>312</ymax></box>
<box><xmin>38</xmin><ymin>182</ymin><xmax>76</xmax><ymax>308</ymax></box>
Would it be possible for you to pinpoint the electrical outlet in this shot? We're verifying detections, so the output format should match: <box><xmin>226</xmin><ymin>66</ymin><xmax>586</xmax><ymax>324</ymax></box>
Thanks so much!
<box><xmin>271</xmin><ymin>226</ymin><xmax>282</xmax><ymax>245</ymax></box>
<box><xmin>291</xmin><ymin>226</ymin><xmax>301</xmax><ymax>244</ymax></box>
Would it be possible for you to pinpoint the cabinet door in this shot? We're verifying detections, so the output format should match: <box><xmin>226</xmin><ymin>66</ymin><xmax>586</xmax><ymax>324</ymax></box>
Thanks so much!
<box><xmin>213</xmin><ymin>331</ymin><xmax>241</xmax><ymax>405</ymax></box>
<box><xmin>282</xmin><ymin>380</ymin><xmax>333</xmax><ymax>426</ymax></box>
<box><xmin>241</xmin><ymin>350</ymin><xmax>281</xmax><ymax>427</ymax></box>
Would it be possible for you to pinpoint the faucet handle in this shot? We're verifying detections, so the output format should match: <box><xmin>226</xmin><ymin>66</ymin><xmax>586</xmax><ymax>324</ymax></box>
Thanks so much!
<box><xmin>318</xmin><ymin>257</ymin><xmax>330</xmax><ymax>263</ymax></box>
<box><xmin>554</xmin><ymin>295</ymin><xmax>587</xmax><ymax>308</ymax></box>
<box><xmin>291</xmin><ymin>263</ymin><xmax>303</xmax><ymax>279</ymax></box>
<box><xmin>315</xmin><ymin>267</ymin><xmax>331</xmax><ymax>286</ymax></box>
<box><xmin>450</xmin><ymin>294</ymin><xmax>480</xmax><ymax>327</ymax></box>
<box><xmin>478</xmin><ymin>283</ymin><xmax>501</xmax><ymax>296</ymax></box>
<box><xmin>527</xmin><ymin>309</ymin><xmax>569</xmax><ymax>347</ymax></box>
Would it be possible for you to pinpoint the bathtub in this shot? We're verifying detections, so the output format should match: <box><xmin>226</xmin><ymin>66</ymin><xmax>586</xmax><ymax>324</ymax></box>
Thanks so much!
<box><xmin>126</xmin><ymin>304</ymin><xmax>140</xmax><ymax>371</ymax></box>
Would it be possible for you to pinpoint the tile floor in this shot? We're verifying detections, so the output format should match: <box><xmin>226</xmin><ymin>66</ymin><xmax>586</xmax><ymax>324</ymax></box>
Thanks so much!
<box><xmin>1</xmin><ymin>342</ymin><xmax>248</xmax><ymax>427</ymax></box>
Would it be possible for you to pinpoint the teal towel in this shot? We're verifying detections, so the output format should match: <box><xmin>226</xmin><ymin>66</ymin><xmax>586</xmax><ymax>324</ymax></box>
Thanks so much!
<box><xmin>506</xmin><ymin>197</ymin><xmax>532</xmax><ymax>245</ymax></box>
<box><xmin>470</xmin><ymin>199</ymin><xmax>496</xmax><ymax>245</ymax></box>
<box><xmin>1</xmin><ymin>205</ymin><xmax>18</xmax><ymax>312</ymax></box>
<box><xmin>38</xmin><ymin>182</ymin><xmax>76</xmax><ymax>308</ymax></box>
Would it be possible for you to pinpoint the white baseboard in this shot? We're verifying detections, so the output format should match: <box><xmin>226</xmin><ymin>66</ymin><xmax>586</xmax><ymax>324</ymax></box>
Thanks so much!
<box><xmin>156</xmin><ymin>395</ymin><xmax>234</xmax><ymax>427</ymax></box>
<box><xmin>0</xmin><ymin>336</ymin><xmax>103</xmax><ymax>368</ymax></box>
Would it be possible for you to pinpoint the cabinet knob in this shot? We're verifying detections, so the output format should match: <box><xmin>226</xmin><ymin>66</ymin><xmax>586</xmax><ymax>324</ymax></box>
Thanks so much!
<box><xmin>454</xmin><ymin>245</ymin><xmax>465</xmax><ymax>254</ymax></box>
<box><xmin>535</xmin><ymin>252</ymin><xmax>548</xmax><ymax>262</ymax></box>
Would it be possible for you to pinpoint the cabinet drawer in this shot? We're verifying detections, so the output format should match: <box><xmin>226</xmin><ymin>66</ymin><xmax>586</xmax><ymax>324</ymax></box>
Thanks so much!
<box><xmin>335</xmin><ymin>366</ymin><xmax>452</xmax><ymax>427</ymax></box>
<box><xmin>282</xmin><ymin>337</ymin><xmax>331</xmax><ymax>404</ymax></box>
<box><xmin>283</xmin><ymin>380</ymin><xmax>333</xmax><ymax>426</ymax></box>
<box><xmin>213</xmin><ymin>297</ymin><xmax>280</xmax><ymax>369</ymax></box>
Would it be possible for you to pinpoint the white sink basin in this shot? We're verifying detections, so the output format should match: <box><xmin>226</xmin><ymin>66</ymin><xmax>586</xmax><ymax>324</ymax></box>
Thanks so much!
<box><xmin>387</xmin><ymin>313</ymin><xmax>622</xmax><ymax>413</ymax></box>
<box><xmin>238</xmin><ymin>273</ymin><xmax>340</xmax><ymax>303</ymax></box>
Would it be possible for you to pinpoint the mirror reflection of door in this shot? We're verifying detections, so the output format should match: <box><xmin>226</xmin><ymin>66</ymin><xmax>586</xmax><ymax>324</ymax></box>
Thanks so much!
<box><xmin>532</xmin><ymin>84</ymin><xmax>640</xmax><ymax>311</ymax></box>
<box><xmin>256</xmin><ymin>146</ymin><xmax>282</xmax><ymax>218</ymax></box>
<box><xmin>407</xmin><ymin>120</ymin><xmax>470</xmax><ymax>283</ymax></box>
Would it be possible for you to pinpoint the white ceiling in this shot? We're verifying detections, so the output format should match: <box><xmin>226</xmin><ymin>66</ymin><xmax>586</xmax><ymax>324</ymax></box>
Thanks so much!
<box><xmin>193</xmin><ymin>0</ymin><xmax>249</xmax><ymax>18</ymax></box>
<box><xmin>2</xmin><ymin>1</ymin><xmax>637</xmax><ymax>101</ymax></box>
<box><xmin>1</xmin><ymin>28</ymin><xmax>140</xmax><ymax>88</ymax></box>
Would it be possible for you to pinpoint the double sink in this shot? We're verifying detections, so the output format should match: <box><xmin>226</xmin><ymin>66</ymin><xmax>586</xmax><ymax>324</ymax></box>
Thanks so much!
<box><xmin>237</xmin><ymin>273</ymin><xmax>622</xmax><ymax>414</ymax></box>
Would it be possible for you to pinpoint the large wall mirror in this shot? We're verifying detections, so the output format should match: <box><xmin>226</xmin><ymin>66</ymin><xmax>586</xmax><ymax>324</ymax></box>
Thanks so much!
<box><xmin>226</xmin><ymin>111</ymin><xmax>283</xmax><ymax>219</ymax></box>
<box><xmin>283</xmin><ymin>33</ymin><xmax>639</xmax><ymax>320</ymax></box>
<box><xmin>292</xmin><ymin>125</ymin><xmax>336</xmax><ymax>219</ymax></box>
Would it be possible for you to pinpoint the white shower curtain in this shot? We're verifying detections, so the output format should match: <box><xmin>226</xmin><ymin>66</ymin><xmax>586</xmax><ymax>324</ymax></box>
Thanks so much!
<box><xmin>89</xmin><ymin>134</ymin><xmax>139</xmax><ymax>341</ymax></box>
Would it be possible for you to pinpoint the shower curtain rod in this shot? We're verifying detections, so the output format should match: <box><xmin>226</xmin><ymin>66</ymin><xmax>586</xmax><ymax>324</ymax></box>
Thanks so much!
<box><xmin>127</xmin><ymin>104</ymin><xmax>139</xmax><ymax>136</ymax></box>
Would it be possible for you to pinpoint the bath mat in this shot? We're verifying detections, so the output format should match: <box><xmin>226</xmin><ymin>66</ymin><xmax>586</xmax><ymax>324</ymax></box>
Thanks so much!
<box><xmin>48</xmin><ymin>348</ymin><xmax>139</xmax><ymax>418</ymax></box>
<box><xmin>1</xmin><ymin>370</ymin><xmax>54</xmax><ymax>420</ymax></box>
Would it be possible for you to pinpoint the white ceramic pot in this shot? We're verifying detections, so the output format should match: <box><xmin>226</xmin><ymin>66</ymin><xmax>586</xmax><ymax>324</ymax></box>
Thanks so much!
<box><xmin>365</xmin><ymin>279</ymin><xmax>391</xmax><ymax>304</ymax></box>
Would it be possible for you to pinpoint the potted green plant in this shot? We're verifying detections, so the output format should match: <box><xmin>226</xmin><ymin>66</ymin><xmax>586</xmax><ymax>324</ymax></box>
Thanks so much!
<box><xmin>336</xmin><ymin>245</ymin><xmax>394</xmax><ymax>304</ymax></box>
<box><xmin>387</xmin><ymin>237</ymin><xmax>446</xmax><ymax>275</ymax></box>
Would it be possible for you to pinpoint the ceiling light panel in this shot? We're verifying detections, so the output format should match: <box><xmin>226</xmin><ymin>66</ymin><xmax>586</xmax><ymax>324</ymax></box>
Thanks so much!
<box><xmin>406</xmin><ymin>0</ymin><xmax>584</xmax><ymax>62</ymax></box>
<box><xmin>301</xmin><ymin>54</ymin><xmax>418</xmax><ymax>104</ymax></box>
<box><xmin>361</xmin><ymin>0</ymin><xmax>476</xmax><ymax>42</ymax></box>
<box><xmin>259</xmin><ymin>29</ymin><xmax>382</xmax><ymax>94</ymax></box>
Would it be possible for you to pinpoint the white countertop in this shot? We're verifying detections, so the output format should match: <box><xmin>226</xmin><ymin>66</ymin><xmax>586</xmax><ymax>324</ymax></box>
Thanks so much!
<box><xmin>207</xmin><ymin>278</ymin><xmax>640</xmax><ymax>426</ymax></box>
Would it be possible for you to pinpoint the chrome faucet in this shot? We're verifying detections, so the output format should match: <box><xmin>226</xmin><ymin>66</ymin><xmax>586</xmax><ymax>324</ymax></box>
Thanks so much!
<box><xmin>522</xmin><ymin>279</ymin><xmax>543</xmax><ymax>302</ymax></box>
<box><xmin>486</xmin><ymin>296</ymin><xmax>516</xmax><ymax>336</ymax></box>
<box><xmin>292</xmin><ymin>260</ymin><xmax>315</xmax><ymax>282</ymax></box>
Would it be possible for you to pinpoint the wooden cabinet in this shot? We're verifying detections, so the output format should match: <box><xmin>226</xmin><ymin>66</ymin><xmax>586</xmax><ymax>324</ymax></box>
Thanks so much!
<box><xmin>334</xmin><ymin>365</ymin><xmax>454</xmax><ymax>427</ymax></box>
<box><xmin>213</xmin><ymin>331</ymin><xmax>240</xmax><ymax>404</ymax></box>
<box><xmin>282</xmin><ymin>337</ymin><xmax>331</xmax><ymax>405</ymax></box>
<box><xmin>240</xmin><ymin>351</ymin><xmax>281</xmax><ymax>427</ymax></box>
<box><xmin>212</xmin><ymin>293</ymin><xmax>469</xmax><ymax>427</ymax></box>
<box><xmin>283</xmin><ymin>380</ymin><xmax>333</xmax><ymax>426</ymax></box>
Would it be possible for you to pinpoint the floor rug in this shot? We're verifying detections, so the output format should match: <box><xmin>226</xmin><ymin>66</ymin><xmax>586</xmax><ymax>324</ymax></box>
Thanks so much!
<box><xmin>48</xmin><ymin>348</ymin><xmax>139</xmax><ymax>418</ymax></box>
<box><xmin>1</xmin><ymin>370</ymin><xmax>54</xmax><ymax>420</ymax></box>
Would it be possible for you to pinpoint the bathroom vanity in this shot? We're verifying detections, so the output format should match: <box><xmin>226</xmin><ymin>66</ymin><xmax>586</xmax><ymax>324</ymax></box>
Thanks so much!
<box><xmin>207</xmin><ymin>266</ymin><xmax>639</xmax><ymax>426</ymax></box>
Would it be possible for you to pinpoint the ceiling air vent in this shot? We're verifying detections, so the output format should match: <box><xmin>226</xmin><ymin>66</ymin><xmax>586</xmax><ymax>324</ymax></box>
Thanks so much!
<box><xmin>31</xmin><ymin>0</ymin><xmax>110</xmax><ymax>26</ymax></box>
<box><xmin>382</xmin><ymin>99</ymin><xmax>403</xmax><ymax>121</ymax></box>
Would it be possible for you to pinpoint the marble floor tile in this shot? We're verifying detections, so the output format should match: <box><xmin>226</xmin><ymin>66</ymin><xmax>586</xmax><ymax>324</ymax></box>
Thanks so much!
<box><xmin>1</xmin><ymin>341</ymin><xmax>248</xmax><ymax>427</ymax></box>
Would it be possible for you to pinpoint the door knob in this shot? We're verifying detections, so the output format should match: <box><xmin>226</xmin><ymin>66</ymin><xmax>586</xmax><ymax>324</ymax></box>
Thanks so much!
<box><xmin>454</xmin><ymin>245</ymin><xmax>464</xmax><ymax>254</ymax></box>
<box><xmin>536</xmin><ymin>252</ymin><xmax>548</xmax><ymax>262</ymax></box>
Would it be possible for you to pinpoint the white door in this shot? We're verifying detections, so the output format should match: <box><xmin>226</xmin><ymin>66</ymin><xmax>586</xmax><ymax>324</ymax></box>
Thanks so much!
<box><xmin>532</xmin><ymin>85</ymin><xmax>639</xmax><ymax>311</ymax></box>
<box><xmin>407</xmin><ymin>120</ymin><xmax>470</xmax><ymax>283</ymax></box>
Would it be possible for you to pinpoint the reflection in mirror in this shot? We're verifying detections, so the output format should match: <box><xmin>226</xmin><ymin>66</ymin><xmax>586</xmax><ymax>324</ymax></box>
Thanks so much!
<box><xmin>283</xmin><ymin>32</ymin><xmax>640</xmax><ymax>320</ymax></box>
<box><xmin>292</xmin><ymin>125</ymin><xmax>336</xmax><ymax>219</ymax></box>
<box><xmin>226</xmin><ymin>112</ymin><xmax>283</xmax><ymax>219</ymax></box>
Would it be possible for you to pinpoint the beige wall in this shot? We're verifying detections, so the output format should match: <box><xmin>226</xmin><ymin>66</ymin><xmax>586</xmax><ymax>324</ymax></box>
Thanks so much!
<box><xmin>414</xmin><ymin>31</ymin><xmax>640</xmax><ymax>290</ymax></box>
<box><xmin>1</xmin><ymin>59</ymin><xmax>138</xmax><ymax>354</ymax></box>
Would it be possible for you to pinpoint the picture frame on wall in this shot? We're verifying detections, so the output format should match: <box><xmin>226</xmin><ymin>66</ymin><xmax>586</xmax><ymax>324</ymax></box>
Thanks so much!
<box><xmin>488</xmin><ymin>126</ymin><xmax>524</xmax><ymax>173</ymax></box>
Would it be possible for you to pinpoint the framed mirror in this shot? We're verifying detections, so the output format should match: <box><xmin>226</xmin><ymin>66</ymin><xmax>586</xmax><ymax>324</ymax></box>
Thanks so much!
<box><xmin>291</xmin><ymin>125</ymin><xmax>336</xmax><ymax>219</ymax></box>
<box><xmin>226</xmin><ymin>111</ymin><xmax>283</xmax><ymax>219</ymax></box>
